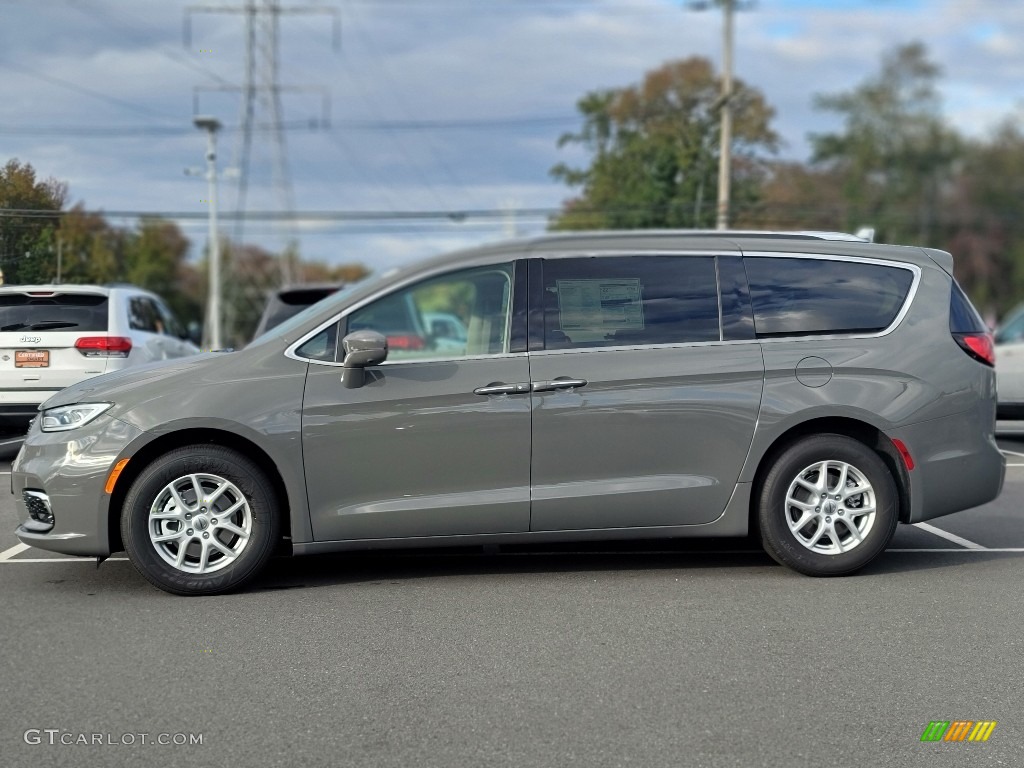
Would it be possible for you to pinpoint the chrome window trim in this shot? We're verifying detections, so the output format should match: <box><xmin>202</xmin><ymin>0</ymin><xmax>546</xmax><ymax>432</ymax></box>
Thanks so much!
<box><xmin>300</xmin><ymin>351</ymin><xmax>529</xmax><ymax>369</ymax></box>
<box><xmin>287</xmin><ymin>260</ymin><xmax>517</xmax><ymax>366</ymax></box>
<box><xmin>286</xmin><ymin>249</ymin><xmax>923</xmax><ymax>363</ymax></box>
<box><xmin>741</xmin><ymin>251</ymin><xmax>922</xmax><ymax>342</ymax></box>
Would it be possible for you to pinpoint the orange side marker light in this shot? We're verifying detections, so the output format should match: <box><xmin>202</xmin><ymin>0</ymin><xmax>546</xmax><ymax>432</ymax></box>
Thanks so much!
<box><xmin>105</xmin><ymin>458</ymin><xmax>130</xmax><ymax>494</ymax></box>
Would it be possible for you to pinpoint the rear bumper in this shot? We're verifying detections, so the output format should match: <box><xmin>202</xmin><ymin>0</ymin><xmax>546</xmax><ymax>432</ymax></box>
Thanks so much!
<box><xmin>892</xmin><ymin>408</ymin><xmax>1005</xmax><ymax>523</ymax></box>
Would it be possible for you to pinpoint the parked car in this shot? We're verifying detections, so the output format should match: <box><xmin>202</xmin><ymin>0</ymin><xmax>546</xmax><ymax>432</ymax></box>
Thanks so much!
<box><xmin>251</xmin><ymin>283</ymin><xmax>345</xmax><ymax>339</ymax></box>
<box><xmin>994</xmin><ymin>306</ymin><xmax>1024</xmax><ymax>418</ymax></box>
<box><xmin>0</xmin><ymin>284</ymin><xmax>198</xmax><ymax>430</ymax></box>
<box><xmin>12</xmin><ymin>231</ymin><xmax>1004</xmax><ymax>594</ymax></box>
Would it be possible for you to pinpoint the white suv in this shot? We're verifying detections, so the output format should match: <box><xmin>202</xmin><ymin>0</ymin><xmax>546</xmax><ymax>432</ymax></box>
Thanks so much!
<box><xmin>0</xmin><ymin>284</ymin><xmax>200</xmax><ymax>429</ymax></box>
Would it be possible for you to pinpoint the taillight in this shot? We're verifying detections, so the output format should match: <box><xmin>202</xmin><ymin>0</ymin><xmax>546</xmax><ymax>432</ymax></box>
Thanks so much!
<box><xmin>75</xmin><ymin>336</ymin><xmax>132</xmax><ymax>357</ymax></box>
<box><xmin>386</xmin><ymin>334</ymin><xmax>425</xmax><ymax>350</ymax></box>
<box><xmin>952</xmin><ymin>332</ymin><xmax>995</xmax><ymax>367</ymax></box>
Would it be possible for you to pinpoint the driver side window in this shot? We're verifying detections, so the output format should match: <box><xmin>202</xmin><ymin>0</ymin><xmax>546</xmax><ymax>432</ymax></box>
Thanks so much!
<box><xmin>347</xmin><ymin>264</ymin><xmax>513</xmax><ymax>362</ymax></box>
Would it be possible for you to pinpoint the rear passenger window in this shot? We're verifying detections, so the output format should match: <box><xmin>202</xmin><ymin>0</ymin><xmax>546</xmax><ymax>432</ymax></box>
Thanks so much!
<box><xmin>541</xmin><ymin>256</ymin><xmax>719</xmax><ymax>349</ymax></box>
<box><xmin>744</xmin><ymin>257</ymin><xmax>914</xmax><ymax>337</ymax></box>
<box><xmin>129</xmin><ymin>297</ymin><xmax>162</xmax><ymax>333</ymax></box>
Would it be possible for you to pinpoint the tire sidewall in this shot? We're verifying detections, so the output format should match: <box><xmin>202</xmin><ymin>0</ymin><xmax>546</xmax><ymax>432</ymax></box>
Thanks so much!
<box><xmin>759</xmin><ymin>435</ymin><xmax>898</xmax><ymax>576</ymax></box>
<box><xmin>122</xmin><ymin>446</ymin><xmax>278</xmax><ymax>595</ymax></box>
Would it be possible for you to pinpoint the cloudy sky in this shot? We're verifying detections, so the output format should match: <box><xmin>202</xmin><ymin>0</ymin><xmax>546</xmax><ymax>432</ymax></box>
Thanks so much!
<box><xmin>2</xmin><ymin>0</ymin><xmax>1023</xmax><ymax>273</ymax></box>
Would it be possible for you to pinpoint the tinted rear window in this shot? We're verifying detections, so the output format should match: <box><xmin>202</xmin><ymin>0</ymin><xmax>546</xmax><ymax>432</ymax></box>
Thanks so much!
<box><xmin>949</xmin><ymin>280</ymin><xmax>987</xmax><ymax>333</ymax></box>
<box><xmin>744</xmin><ymin>257</ymin><xmax>915</xmax><ymax>337</ymax></box>
<box><xmin>0</xmin><ymin>293</ymin><xmax>108</xmax><ymax>332</ymax></box>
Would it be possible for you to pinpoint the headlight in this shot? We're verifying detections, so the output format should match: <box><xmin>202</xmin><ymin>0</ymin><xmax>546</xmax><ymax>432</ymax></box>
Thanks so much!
<box><xmin>40</xmin><ymin>403</ymin><xmax>113</xmax><ymax>432</ymax></box>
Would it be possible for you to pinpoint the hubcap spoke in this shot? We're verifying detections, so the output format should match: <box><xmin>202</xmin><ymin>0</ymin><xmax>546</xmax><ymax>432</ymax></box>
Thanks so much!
<box><xmin>208</xmin><ymin>536</ymin><xmax>236</xmax><ymax>559</ymax></box>
<box><xmin>217</xmin><ymin>520</ymin><xmax>248</xmax><ymax>539</ymax></box>
<box><xmin>168</xmin><ymin>485</ymin><xmax>190</xmax><ymax>513</ymax></box>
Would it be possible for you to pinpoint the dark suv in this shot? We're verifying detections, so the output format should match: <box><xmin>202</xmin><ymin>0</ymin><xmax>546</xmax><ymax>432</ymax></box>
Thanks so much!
<box><xmin>12</xmin><ymin>231</ymin><xmax>1004</xmax><ymax>594</ymax></box>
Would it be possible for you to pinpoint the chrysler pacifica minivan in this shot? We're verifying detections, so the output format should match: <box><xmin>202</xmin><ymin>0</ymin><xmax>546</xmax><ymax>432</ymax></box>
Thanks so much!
<box><xmin>12</xmin><ymin>231</ymin><xmax>1004</xmax><ymax>594</ymax></box>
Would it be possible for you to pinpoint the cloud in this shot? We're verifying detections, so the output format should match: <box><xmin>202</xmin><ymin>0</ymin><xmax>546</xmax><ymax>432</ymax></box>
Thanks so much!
<box><xmin>3</xmin><ymin>0</ymin><xmax>1024</xmax><ymax>272</ymax></box>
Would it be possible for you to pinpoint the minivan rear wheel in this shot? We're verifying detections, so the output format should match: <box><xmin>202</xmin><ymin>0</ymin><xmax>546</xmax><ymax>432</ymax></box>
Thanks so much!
<box><xmin>121</xmin><ymin>445</ymin><xmax>279</xmax><ymax>595</ymax></box>
<box><xmin>758</xmin><ymin>434</ymin><xmax>898</xmax><ymax>576</ymax></box>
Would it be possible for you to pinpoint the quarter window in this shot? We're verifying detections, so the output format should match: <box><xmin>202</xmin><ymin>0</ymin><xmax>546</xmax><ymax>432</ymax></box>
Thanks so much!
<box><xmin>744</xmin><ymin>257</ymin><xmax>915</xmax><ymax>337</ymax></box>
<box><xmin>346</xmin><ymin>264</ymin><xmax>513</xmax><ymax>362</ymax></box>
<box><xmin>540</xmin><ymin>256</ymin><xmax>719</xmax><ymax>349</ymax></box>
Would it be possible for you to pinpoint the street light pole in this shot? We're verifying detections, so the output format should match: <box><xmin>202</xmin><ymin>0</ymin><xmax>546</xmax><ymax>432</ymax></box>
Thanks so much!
<box><xmin>194</xmin><ymin>115</ymin><xmax>222</xmax><ymax>350</ymax></box>
<box><xmin>716</xmin><ymin>0</ymin><xmax>734</xmax><ymax>230</ymax></box>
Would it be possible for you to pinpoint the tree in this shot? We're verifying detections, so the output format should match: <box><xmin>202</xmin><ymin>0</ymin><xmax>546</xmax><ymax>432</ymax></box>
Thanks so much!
<box><xmin>809</xmin><ymin>42</ymin><xmax>960</xmax><ymax>244</ymax></box>
<box><xmin>549</xmin><ymin>57</ymin><xmax>779</xmax><ymax>231</ymax></box>
<box><xmin>0</xmin><ymin>159</ymin><xmax>66</xmax><ymax>284</ymax></box>
<box><xmin>941</xmin><ymin>117</ymin><xmax>1024</xmax><ymax>318</ymax></box>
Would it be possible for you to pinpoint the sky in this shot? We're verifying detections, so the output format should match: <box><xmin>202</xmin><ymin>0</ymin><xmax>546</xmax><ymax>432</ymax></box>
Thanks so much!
<box><xmin>2</xmin><ymin>0</ymin><xmax>1024</xmax><ymax>275</ymax></box>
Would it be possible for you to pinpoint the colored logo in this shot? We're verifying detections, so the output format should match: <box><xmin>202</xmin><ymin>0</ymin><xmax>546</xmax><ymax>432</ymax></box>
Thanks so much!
<box><xmin>920</xmin><ymin>721</ymin><xmax>997</xmax><ymax>742</ymax></box>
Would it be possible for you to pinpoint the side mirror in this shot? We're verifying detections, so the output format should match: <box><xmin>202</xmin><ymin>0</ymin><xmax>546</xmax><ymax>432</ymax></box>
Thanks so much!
<box><xmin>186</xmin><ymin>321</ymin><xmax>202</xmax><ymax>347</ymax></box>
<box><xmin>340</xmin><ymin>330</ymin><xmax>388</xmax><ymax>388</ymax></box>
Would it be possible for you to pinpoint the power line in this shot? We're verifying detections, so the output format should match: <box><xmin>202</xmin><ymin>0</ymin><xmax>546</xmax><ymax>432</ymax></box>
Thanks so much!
<box><xmin>0</xmin><ymin>115</ymin><xmax>577</xmax><ymax>137</ymax></box>
<box><xmin>0</xmin><ymin>56</ymin><xmax>181</xmax><ymax>121</ymax></box>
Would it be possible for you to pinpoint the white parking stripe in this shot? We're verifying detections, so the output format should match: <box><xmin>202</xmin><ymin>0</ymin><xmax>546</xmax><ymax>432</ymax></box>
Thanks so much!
<box><xmin>0</xmin><ymin>543</ymin><xmax>31</xmax><ymax>561</ymax></box>
<box><xmin>0</xmin><ymin>557</ymin><xmax>129</xmax><ymax>564</ymax></box>
<box><xmin>912</xmin><ymin>522</ymin><xmax>987</xmax><ymax>549</ymax></box>
<box><xmin>0</xmin><ymin>438</ymin><xmax>24</xmax><ymax>446</ymax></box>
<box><xmin>888</xmin><ymin>548</ymin><xmax>1024</xmax><ymax>553</ymax></box>
<box><xmin>1000</xmin><ymin>449</ymin><xmax>1024</xmax><ymax>459</ymax></box>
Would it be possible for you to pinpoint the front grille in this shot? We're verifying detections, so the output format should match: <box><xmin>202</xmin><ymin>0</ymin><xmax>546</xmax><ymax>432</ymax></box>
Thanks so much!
<box><xmin>24</xmin><ymin>490</ymin><xmax>54</xmax><ymax>525</ymax></box>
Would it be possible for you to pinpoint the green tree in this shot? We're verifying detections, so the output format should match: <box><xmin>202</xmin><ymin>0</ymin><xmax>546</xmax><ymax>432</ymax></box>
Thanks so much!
<box><xmin>809</xmin><ymin>41</ymin><xmax>960</xmax><ymax>244</ymax></box>
<box><xmin>549</xmin><ymin>57</ymin><xmax>779</xmax><ymax>230</ymax></box>
<box><xmin>0</xmin><ymin>159</ymin><xmax>66</xmax><ymax>284</ymax></box>
<box><xmin>941</xmin><ymin>117</ymin><xmax>1024</xmax><ymax>318</ymax></box>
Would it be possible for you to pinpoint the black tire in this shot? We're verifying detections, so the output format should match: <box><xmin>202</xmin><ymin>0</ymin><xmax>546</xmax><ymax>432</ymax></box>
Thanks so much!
<box><xmin>758</xmin><ymin>434</ymin><xmax>898</xmax><ymax>577</ymax></box>
<box><xmin>121</xmin><ymin>445</ymin><xmax>280</xmax><ymax>595</ymax></box>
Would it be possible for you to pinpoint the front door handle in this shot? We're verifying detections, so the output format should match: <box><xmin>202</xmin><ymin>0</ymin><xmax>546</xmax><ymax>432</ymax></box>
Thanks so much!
<box><xmin>473</xmin><ymin>382</ymin><xmax>532</xmax><ymax>396</ymax></box>
<box><xmin>531</xmin><ymin>377</ymin><xmax>588</xmax><ymax>392</ymax></box>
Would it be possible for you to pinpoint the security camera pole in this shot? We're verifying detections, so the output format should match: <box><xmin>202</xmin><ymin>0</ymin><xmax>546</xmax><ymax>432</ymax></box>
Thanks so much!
<box><xmin>194</xmin><ymin>115</ymin><xmax>222</xmax><ymax>349</ymax></box>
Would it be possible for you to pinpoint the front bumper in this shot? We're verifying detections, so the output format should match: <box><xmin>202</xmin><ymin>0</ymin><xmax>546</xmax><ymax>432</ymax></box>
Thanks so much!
<box><xmin>13</xmin><ymin>414</ymin><xmax>146</xmax><ymax>556</ymax></box>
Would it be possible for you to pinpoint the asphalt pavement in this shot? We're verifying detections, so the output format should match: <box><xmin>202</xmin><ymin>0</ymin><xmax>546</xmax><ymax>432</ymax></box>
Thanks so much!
<box><xmin>1</xmin><ymin>430</ymin><xmax>1022</xmax><ymax>768</ymax></box>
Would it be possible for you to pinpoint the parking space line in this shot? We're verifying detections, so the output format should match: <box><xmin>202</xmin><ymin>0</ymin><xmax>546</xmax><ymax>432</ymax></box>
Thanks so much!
<box><xmin>0</xmin><ymin>557</ymin><xmax>129</xmax><ymax>563</ymax></box>
<box><xmin>0</xmin><ymin>543</ymin><xmax>31</xmax><ymax>561</ymax></box>
<box><xmin>1000</xmin><ymin>449</ymin><xmax>1024</xmax><ymax>459</ymax></box>
<box><xmin>911</xmin><ymin>522</ymin><xmax>986</xmax><ymax>549</ymax></box>
<box><xmin>0</xmin><ymin>438</ymin><xmax>24</xmax><ymax>446</ymax></box>
<box><xmin>888</xmin><ymin>548</ymin><xmax>1024</xmax><ymax>553</ymax></box>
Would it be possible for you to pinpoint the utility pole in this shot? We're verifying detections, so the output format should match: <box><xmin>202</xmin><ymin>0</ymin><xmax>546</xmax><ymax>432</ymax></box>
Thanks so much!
<box><xmin>194</xmin><ymin>115</ymin><xmax>223</xmax><ymax>350</ymax></box>
<box><xmin>687</xmin><ymin>1</ymin><xmax>751</xmax><ymax>230</ymax></box>
<box><xmin>716</xmin><ymin>0</ymin><xmax>734</xmax><ymax>230</ymax></box>
<box><xmin>55</xmin><ymin>234</ymin><xmax>62</xmax><ymax>283</ymax></box>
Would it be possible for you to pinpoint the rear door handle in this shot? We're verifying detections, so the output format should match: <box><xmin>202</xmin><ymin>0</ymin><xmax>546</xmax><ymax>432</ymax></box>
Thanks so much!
<box><xmin>531</xmin><ymin>378</ymin><xmax>588</xmax><ymax>392</ymax></box>
<box><xmin>473</xmin><ymin>382</ymin><xmax>532</xmax><ymax>396</ymax></box>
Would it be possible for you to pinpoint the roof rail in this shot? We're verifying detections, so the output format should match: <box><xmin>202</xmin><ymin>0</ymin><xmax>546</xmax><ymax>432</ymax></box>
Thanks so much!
<box><xmin>648</xmin><ymin>229</ymin><xmax>870</xmax><ymax>242</ymax></box>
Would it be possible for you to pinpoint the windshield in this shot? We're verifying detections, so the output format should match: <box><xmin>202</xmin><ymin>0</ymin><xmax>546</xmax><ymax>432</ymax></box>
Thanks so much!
<box><xmin>245</xmin><ymin>274</ymin><xmax>389</xmax><ymax>348</ymax></box>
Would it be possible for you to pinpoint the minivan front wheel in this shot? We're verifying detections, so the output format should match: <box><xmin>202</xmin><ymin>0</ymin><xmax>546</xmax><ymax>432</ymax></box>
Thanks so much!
<box><xmin>758</xmin><ymin>435</ymin><xmax>898</xmax><ymax>576</ymax></box>
<box><xmin>121</xmin><ymin>445</ymin><xmax>280</xmax><ymax>595</ymax></box>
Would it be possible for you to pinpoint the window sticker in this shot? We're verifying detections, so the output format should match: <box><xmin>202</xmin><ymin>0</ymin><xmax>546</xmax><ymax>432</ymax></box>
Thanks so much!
<box><xmin>555</xmin><ymin>279</ymin><xmax>644</xmax><ymax>331</ymax></box>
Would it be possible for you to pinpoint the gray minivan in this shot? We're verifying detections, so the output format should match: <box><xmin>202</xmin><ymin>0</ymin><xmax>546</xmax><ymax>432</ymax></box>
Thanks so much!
<box><xmin>12</xmin><ymin>231</ymin><xmax>1004</xmax><ymax>594</ymax></box>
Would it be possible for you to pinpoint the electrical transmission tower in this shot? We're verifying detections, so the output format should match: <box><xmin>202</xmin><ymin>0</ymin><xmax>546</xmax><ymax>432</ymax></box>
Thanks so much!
<box><xmin>185</xmin><ymin>0</ymin><xmax>338</xmax><ymax>343</ymax></box>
